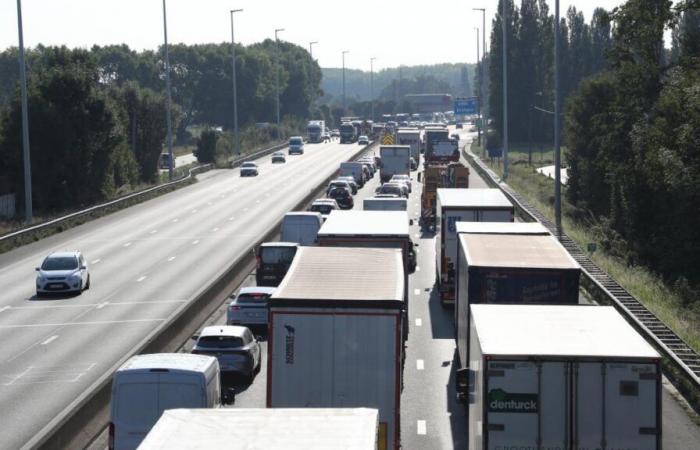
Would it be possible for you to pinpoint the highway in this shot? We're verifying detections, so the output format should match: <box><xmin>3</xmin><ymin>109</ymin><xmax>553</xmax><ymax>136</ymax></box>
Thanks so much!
<box><xmin>0</xmin><ymin>139</ymin><xmax>370</xmax><ymax>449</ymax></box>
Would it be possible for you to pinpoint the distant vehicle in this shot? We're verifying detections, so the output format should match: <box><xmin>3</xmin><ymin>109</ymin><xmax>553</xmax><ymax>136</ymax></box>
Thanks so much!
<box><xmin>35</xmin><ymin>251</ymin><xmax>90</xmax><ymax>296</ymax></box>
<box><xmin>271</xmin><ymin>151</ymin><xmax>286</xmax><ymax>163</ymax></box>
<box><xmin>336</xmin><ymin>176</ymin><xmax>358</xmax><ymax>194</ymax></box>
<box><xmin>450</xmin><ymin>133</ymin><xmax>460</xmax><ymax>141</ymax></box>
<box><xmin>280</xmin><ymin>212</ymin><xmax>324</xmax><ymax>246</ymax></box>
<box><xmin>240</xmin><ymin>162</ymin><xmax>258</xmax><ymax>177</ymax></box>
<box><xmin>375</xmin><ymin>183</ymin><xmax>405</xmax><ymax>198</ymax></box>
<box><xmin>327</xmin><ymin>187</ymin><xmax>354</xmax><ymax>209</ymax></box>
<box><xmin>363</xmin><ymin>197</ymin><xmax>407</xmax><ymax>211</ymax></box>
<box><xmin>288</xmin><ymin>136</ymin><xmax>305</xmax><ymax>155</ymax></box>
<box><xmin>397</xmin><ymin>129</ymin><xmax>421</xmax><ymax>163</ymax></box>
<box><xmin>331</xmin><ymin>129</ymin><xmax>340</xmax><ymax>137</ymax></box>
<box><xmin>110</xmin><ymin>353</ymin><xmax>222</xmax><ymax>450</ymax></box>
<box><xmin>158</xmin><ymin>153</ymin><xmax>172</xmax><ymax>169</ymax></box>
<box><xmin>384</xmin><ymin>182</ymin><xmax>409</xmax><ymax>198</ymax></box>
<box><xmin>358</xmin><ymin>135</ymin><xmax>369</xmax><ymax>145</ymax></box>
<box><xmin>390</xmin><ymin>174</ymin><xmax>412</xmax><ymax>193</ymax></box>
<box><xmin>227</xmin><ymin>286</ymin><xmax>277</xmax><ymax>325</ymax></box>
<box><xmin>255</xmin><ymin>243</ymin><xmax>298</xmax><ymax>287</ymax></box>
<box><xmin>326</xmin><ymin>179</ymin><xmax>353</xmax><ymax>196</ymax></box>
<box><xmin>379</xmin><ymin>146</ymin><xmax>411</xmax><ymax>183</ymax></box>
<box><xmin>321</xmin><ymin>131</ymin><xmax>331</xmax><ymax>142</ymax></box>
<box><xmin>339</xmin><ymin>161</ymin><xmax>366</xmax><ymax>187</ymax></box>
<box><xmin>456</xmin><ymin>122</ymin><xmax>463</xmax><ymax>129</ymax></box>
<box><xmin>191</xmin><ymin>326</ymin><xmax>261</xmax><ymax>382</ymax></box>
<box><xmin>306</xmin><ymin>120</ymin><xmax>325</xmax><ymax>143</ymax></box>
<box><xmin>339</xmin><ymin>122</ymin><xmax>358</xmax><ymax>144</ymax></box>
<box><xmin>309</xmin><ymin>198</ymin><xmax>340</xmax><ymax>219</ymax></box>
<box><xmin>410</xmin><ymin>157</ymin><xmax>418</xmax><ymax>171</ymax></box>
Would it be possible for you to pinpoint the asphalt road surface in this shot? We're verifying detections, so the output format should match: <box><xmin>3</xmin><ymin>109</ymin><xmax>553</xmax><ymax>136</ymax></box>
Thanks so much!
<box><xmin>0</xmin><ymin>139</ymin><xmax>371</xmax><ymax>449</ymax></box>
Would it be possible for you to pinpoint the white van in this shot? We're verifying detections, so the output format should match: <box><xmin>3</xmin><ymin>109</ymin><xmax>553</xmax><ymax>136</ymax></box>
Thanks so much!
<box><xmin>340</xmin><ymin>161</ymin><xmax>366</xmax><ymax>187</ymax></box>
<box><xmin>109</xmin><ymin>353</ymin><xmax>221</xmax><ymax>450</ymax></box>
<box><xmin>280</xmin><ymin>212</ymin><xmax>323</xmax><ymax>246</ymax></box>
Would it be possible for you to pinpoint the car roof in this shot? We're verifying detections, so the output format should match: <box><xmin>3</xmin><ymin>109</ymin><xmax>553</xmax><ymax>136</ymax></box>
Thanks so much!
<box><xmin>47</xmin><ymin>251</ymin><xmax>79</xmax><ymax>258</ymax></box>
<box><xmin>199</xmin><ymin>325</ymin><xmax>249</xmax><ymax>338</ymax></box>
<box><xmin>242</xmin><ymin>161</ymin><xmax>256</xmax><ymax>166</ymax></box>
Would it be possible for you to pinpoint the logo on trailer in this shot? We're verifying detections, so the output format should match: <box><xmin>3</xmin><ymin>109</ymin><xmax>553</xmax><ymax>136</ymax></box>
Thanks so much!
<box><xmin>488</xmin><ymin>388</ymin><xmax>538</xmax><ymax>413</ymax></box>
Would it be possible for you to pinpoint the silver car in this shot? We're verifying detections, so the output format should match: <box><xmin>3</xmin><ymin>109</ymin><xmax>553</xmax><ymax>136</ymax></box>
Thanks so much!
<box><xmin>390</xmin><ymin>174</ymin><xmax>412</xmax><ymax>193</ymax></box>
<box><xmin>35</xmin><ymin>251</ymin><xmax>90</xmax><ymax>296</ymax></box>
<box><xmin>336</xmin><ymin>176</ymin><xmax>358</xmax><ymax>194</ymax></box>
<box><xmin>191</xmin><ymin>325</ymin><xmax>261</xmax><ymax>381</ymax></box>
<box><xmin>240</xmin><ymin>161</ymin><xmax>258</xmax><ymax>176</ymax></box>
<box><xmin>227</xmin><ymin>286</ymin><xmax>276</xmax><ymax>327</ymax></box>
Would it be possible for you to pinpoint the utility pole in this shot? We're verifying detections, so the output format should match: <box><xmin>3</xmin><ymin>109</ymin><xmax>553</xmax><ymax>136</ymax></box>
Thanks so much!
<box><xmin>342</xmin><ymin>50</ymin><xmax>349</xmax><ymax>115</ymax></box>
<box><xmin>16</xmin><ymin>0</ymin><xmax>32</xmax><ymax>221</ymax></box>
<box><xmin>473</xmin><ymin>7</ymin><xmax>487</xmax><ymax>154</ymax></box>
<box><xmin>275</xmin><ymin>28</ymin><xmax>284</xmax><ymax>139</ymax></box>
<box><xmin>162</xmin><ymin>0</ymin><xmax>174</xmax><ymax>180</ymax></box>
<box><xmin>370</xmin><ymin>57</ymin><xmax>376</xmax><ymax>122</ymax></box>
<box><xmin>554</xmin><ymin>0</ymin><xmax>562</xmax><ymax>234</ymax></box>
<box><xmin>502</xmin><ymin>0</ymin><xmax>509</xmax><ymax>179</ymax></box>
<box><xmin>474</xmin><ymin>26</ymin><xmax>481</xmax><ymax>147</ymax></box>
<box><xmin>309</xmin><ymin>41</ymin><xmax>317</xmax><ymax>59</ymax></box>
<box><xmin>230</xmin><ymin>9</ymin><xmax>243</xmax><ymax>156</ymax></box>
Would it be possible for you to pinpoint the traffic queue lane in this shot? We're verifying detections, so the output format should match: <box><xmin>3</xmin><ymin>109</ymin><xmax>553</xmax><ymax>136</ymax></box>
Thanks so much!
<box><xmin>0</xmin><ymin>139</ymin><xmax>367</xmax><ymax>450</ymax></box>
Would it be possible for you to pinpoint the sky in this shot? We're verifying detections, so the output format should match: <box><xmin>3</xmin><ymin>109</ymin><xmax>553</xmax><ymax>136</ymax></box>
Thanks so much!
<box><xmin>1</xmin><ymin>1</ymin><xmax>629</xmax><ymax>71</ymax></box>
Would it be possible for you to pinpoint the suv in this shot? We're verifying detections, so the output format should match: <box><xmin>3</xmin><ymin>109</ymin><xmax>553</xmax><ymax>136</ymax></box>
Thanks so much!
<box><xmin>328</xmin><ymin>187</ymin><xmax>354</xmax><ymax>209</ymax></box>
<box><xmin>255</xmin><ymin>243</ymin><xmax>298</xmax><ymax>286</ymax></box>
<box><xmin>326</xmin><ymin>179</ymin><xmax>353</xmax><ymax>196</ymax></box>
<box><xmin>309</xmin><ymin>199</ymin><xmax>340</xmax><ymax>220</ymax></box>
<box><xmin>36</xmin><ymin>251</ymin><xmax>90</xmax><ymax>296</ymax></box>
<box><xmin>191</xmin><ymin>325</ymin><xmax>261</xmax><ymax>382</ymax></box>
<box><xmin>336</xmin><ymin>177</ymin><xmax>358</xmax><ymax>194</ymax></box>
<box><xmin>288</xmin><ymin>136</ymin><xmax>305</xmax><ymax>155</ymax></box>
<box><xmin>240</xmin><ymin>162</ymin><xmax>258</xmax><ymax>176</ymax></box>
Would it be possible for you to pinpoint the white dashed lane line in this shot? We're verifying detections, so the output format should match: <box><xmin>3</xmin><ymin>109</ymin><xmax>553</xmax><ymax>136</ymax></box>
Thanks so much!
<box><xmin>415</xmin><ymin>318</ymin><xmax>422</xmax><ymax>327</ymax></box>
<box><xmin>41</xmin><ymin>335</ymin><xmax>59</xmax><ymax>345</ymax></box>
<box><xmin>415</xmin><ymin>266</ymin><xmax>421</xmax><ymax>272</ymax></box>
<box><xmin>96</xmin><ymin>302</ymin><xmax>109</xmax><ymax>309</ymax></box>
<box><xmin>212</xmin><ymin>228</ymin><xmax>219</xmax><ymax>232</ymax></box>
<box><xmin>167</xmin><ymin>256</ymin><xmax>176</xmax><ymax>261</ymax></box>
<box><xmin>192</xmin><ymin>240</ymin><xmax>200</xmax><ymax>245</ymax></box>
<box><xmin>172</xmin><ymin>218</ymin><xmax>179</xmax><ymax>223</ymax></box>
<box><xmin>136</xmin><ymin>276</ymin><xmax>147</xmax><ymax>282</ymax></box>
<box><xmin>417</xmin><ymin>420</ymin><xmax>427</xmax><ymax>435</ymax></box>
<box><xmin>150</xmin><ymin>230</ymin><xmax>157</xmax><ymax>234</ymax></box>
<box><xmin>416</xmin><ymin>359</ymin><xmax>424</xmax><ymax>370</ymax></box>
<box><xmin>91</xmin><ymin>259</ymin><xmax>101</xmax><ymax>264</ymax></box>
<box><xmin>414</xmin><ymin>289</ymin><xmax>421</xmax><ymax>296</ymax></box>
<box><xmin>0</xmin><ymin>306</ymin><xmax>10</xmax><ymax>313</ymax></box>
<box><xmin>123</xmin><ymin>242</ymin><xmax>132</xmax><ymax>248</ymax></box>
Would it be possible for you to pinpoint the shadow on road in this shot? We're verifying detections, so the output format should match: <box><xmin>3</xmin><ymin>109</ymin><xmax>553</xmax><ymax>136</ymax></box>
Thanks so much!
<box><xmin>447</xmin><ymin>348</ymin><xmax>468</xmax><ymax>448</ymax></box>
<box><xmin>29</xmin><ymin>292</ymin><xmax>80</xmax><ymax>301</ymax></box>
<box><xmin>427</xmin><ymin>285</ymin><xmax>455</xmax><ymax>340</ymax></box>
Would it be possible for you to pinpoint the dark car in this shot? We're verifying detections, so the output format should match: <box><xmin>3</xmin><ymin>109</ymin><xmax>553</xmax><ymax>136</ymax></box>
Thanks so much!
<box><xmin>456</xmin><ymin>122</ymin><xmax>463</xmax><ymax>129</ymax></box>
<box><xmin>255</xmin><ymin>242</ymin><xmax>298</xmax><ymax>287</ymax></box>
<box><xmin>328</xmin><ymin>187</ymin><xmax>354</xmax><ymax>209</ymax></box>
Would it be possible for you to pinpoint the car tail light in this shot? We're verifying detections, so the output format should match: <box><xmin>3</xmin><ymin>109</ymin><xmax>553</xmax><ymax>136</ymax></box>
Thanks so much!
<box><xmin>230</xmin><ymin>305</ymin><xmax>240</xmax><ymax>311</ymax></box>
<box><xmin>108</xmin><ymin>422</ymin><xmax>115</xmax><ymax>450</ymax></box>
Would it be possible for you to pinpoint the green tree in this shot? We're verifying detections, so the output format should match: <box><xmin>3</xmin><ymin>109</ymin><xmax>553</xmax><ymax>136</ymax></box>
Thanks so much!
<box><xmin>196</xmin><ymin>128</ymin><xmax>219</xmax><ymax>163</ymax></box>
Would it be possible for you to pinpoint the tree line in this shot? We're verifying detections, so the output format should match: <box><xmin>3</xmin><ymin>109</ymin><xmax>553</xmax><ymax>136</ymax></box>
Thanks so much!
<box><xmin>0</xmin><ymin>41</ymin><xmax>321</xmax><ymax>215</ymax></box>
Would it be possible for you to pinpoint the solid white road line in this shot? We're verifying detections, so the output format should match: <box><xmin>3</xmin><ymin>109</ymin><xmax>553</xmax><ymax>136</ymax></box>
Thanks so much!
<box><xmin>136</xmin><ymin>276</ymin><xmax>147</xmax><ymax>282</ymax></box>
<box><xmin>416</xmin><ymin>359</ymin><xmax>424</xmax><ymax>370</ymax></box>
<box><xmin>41</xmin><ymin>335</ymin><xmax>59</xmax><ymax>345</ymax></box>
<box><xmin>0</xmin><ymin>318</ymin><xmax>167</xmax><ymax>329</ymax></box>
<box><xmin>417</xmin><ymin>420</ymin><xmax>427</xmax><ymax>435</ymax></box>
<box><xmin>415</xmin><ymin>318</ymin><xmax>422</xmax><ymax>327</ymax></box>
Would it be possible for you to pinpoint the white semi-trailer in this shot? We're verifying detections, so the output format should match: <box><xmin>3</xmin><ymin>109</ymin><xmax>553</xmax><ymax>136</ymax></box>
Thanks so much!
<box><xmin>306</xmin><ymin>120</ymin><xmax>325</xmax><ymax>143</ymax></box>
<box><xmin>267</xmin><ymin>246</ymin><xmax>405</xmax><ymax>450</ymax></box>
<box><xmin>139</xmin><ymin>408</ymin><xmax>379</xmax><ymax>450</ymax></box>
<box><xmin>379</xmin><ymin>145</ymin><xmax>411</xmax><ymax>183</ymax></box>
<box><xmin>463</xmin><ymin>304</ymin><xmax>661</xmax><ymax>450</ymax></box>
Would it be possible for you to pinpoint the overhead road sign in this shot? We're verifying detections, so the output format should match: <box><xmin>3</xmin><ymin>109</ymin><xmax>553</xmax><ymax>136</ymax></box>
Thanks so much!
<box><xmin>454</xmin><ymin>97</ymin><xmax>478</xmax><ymax>115</ymax></box>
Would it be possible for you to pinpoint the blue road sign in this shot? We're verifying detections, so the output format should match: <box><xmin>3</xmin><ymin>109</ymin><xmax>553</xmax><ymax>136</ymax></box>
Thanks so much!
<box><xmin>488</xmin><ymin>147</ymin><xmax>503</xmax><ymax>158</ymax></box>
<box><xmin>454</xmin><ymin>98</ymin><xmax>478</xmax><ymax>115</ymax></box>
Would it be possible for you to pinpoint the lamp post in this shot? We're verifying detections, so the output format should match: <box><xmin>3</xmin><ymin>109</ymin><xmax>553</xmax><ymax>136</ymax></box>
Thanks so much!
<box><xmin>342</xmin><ymin>50</ymin><xmax>349</xmax><ymax>115</ymax></box>
<box><xmin>370</xmin><ymin>57</ymin><xmax>376</xmax><ymax>122</ymax></box>
<box><xmin>309</xmin><ymin>41</ymin><xmax>317</xmax><ymax>58</ymax></box>
<box><xmin>275</xmin><ymin>28</ymin><xmax>284</xmax><ymax>139</ymax></box>
<box><xmin>473</xmin><ymin>7</ymin><xmax>487</xmax><ymax>153</ymax></box>
<box><xmin>230</xmin><ymin>9</ymin><xmax>243</xmax><ymax>156</ymax></box>
<box><xmin>16</xmin><ymin>0</ymin><xmax>32</xmax><ymax>221</ymax></box>
<box><xmin>554</xmin><ymin>0</ymin><xmax>562</xmax><ymax>234</ymax></box>
<box><xmin>162</xmin><ymin>0</ymin><xmax>174</xmax><ymax>179</ymax></box>
<box><xmin>501</xmin><ymin>1</ymin><xmax>509</xmax><ymax>179</ymax></box>
<box><xmin>474</xmin><ymin>26</ymin><xmax>481</xmax><ymax>147</ymax></box>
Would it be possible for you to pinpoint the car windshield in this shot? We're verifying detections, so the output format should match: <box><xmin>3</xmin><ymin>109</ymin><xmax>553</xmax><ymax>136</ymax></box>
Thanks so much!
<box><xmin>311</xmin><ymin>204</ymin><xmax>333</xmax><ymax>214</ymax></box>
<box><xmin>289</xmin><ymin>138</ymin><xmax>302</xmax><ymax>145</ymax></box>
<box><xmin>261</xmin><ymin>246</ymin><xmax>297</xmax><ymax>264</ymax></box>
<box><xmin>329</xmin><ymin>188</ymin><xmax>348</xmax><ymax>198</ymax></box>
<box><xmin>196</xmin><ymin>335</ymin><xmax>244</xmax><ymax>349</ymax></box>
<box><xmin>379</xmin><ymin>185</ymin><xmax>401</xmax><ymax>195</ymax></box>
<box><xmin>242</xmin><ymin>162</ymin><xmax>255</xmax><ymax>168</ymax></box>
<box><xmin>41</xmin><ymin>256</ymin><xmax>78</xmax><ymax>271</ymax></box>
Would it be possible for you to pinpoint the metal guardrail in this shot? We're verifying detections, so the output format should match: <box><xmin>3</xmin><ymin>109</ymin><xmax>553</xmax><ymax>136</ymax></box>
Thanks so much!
<box><xmin>27</xmin><ymin>140</ymin><xmax>378</xmax><ymax>450</ymax></box>
<box><xmin>465</xmin><ymin>148</ymin><xmax>700</xmax><ymax>412</ymax></box>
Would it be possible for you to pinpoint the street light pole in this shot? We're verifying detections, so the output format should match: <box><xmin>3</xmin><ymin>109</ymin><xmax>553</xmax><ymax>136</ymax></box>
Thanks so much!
<box><xmin>162</xmin><ymin>0</ymin><xmax>174</xmax><ymax>180</ymax></box>
<box><xmin>16</xmin><ymin>0</ymin><xmax>32</xmax><ymax>221</ymax></box>
<box><xmin>473</xmin><ymin>7</ymin><xmax>487</xmax><ymax>153</ymax></box>
<box><xmin>230</xmin><ymin>9</ymin><xmax>243</xmax><ymax>156</ymax></box>
<box><xmin>502</xmin><ymin>0</ymin><xmax>509</xmax><ymax>179</ymax></box>
<box><xmin>370</xmin><ymin>57</ymin><xmax>376</xmax><ymax>122</ymax></box>
<box><xmin>474</xmin><ymin>26</ymin><xmax>481</xmax><ymax>147</ymax></box>
<box><xmin>309</xmin><ymin>41</ymin><xmax>317</xmax><ymax>58</ymax></box>
<box><xmin>342</xmin><ymin>50</ymin><xmax>349</xmax><ymax>115</ymax></box>
<box><xmin>275</xmin><ymin>28</ymin><xmax>284</xmax><ymax>139</ymax></box>
<box><xmin>554</xmin><ymin>0</ymin><xmax>562</xmax><ymax>234</ymax></box>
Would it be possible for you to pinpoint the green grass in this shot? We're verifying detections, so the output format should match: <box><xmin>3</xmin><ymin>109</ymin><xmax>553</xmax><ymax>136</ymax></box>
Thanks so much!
<box><xmin>471</xmin><ymin>141</ymin><xmax>700</xmax><ymax>354</ymax></box>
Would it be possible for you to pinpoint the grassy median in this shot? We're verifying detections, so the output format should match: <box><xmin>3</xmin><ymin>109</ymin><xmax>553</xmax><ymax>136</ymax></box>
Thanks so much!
<box><xmin>472</xmin><ymin>141</ymin><xmax>700</xmax><ymax>354</ymax></box>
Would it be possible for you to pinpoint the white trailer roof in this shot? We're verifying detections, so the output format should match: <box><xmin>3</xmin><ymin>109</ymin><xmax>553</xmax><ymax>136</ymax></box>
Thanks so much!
<box><xmin>471</xmin><ymin>305</ymin><xmax>660</xmax><ymax>359</ymax></box>
<box><xmin>318</xmin><ymin>210</ymin><xmax>409</xmax><ymax>237</ymax></box>
<box><xmin>272</xmin><ymin>246</ymin><xmax>404</xmax><ymax>303</ymax></box>
<box><xmin>139</xmin><ymin>408</ymin><xmax>379</xmax><ymax>450</ymax></box>
<box><xmin>456</xmin><ymin>221</ymin><xmax>549</xmax><ymax>235</ymax></box>
<box><xmin>437</xmin><ymin>188</ymin><xmax>513</xmax><ymax>209</ymax></box>
<box><xmin>460</xmin><ymin>233</ymin><xmax>580</xmax><ymax>269</ymax></box>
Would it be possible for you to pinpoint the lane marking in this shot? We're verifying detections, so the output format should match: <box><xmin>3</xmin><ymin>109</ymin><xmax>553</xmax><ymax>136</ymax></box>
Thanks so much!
<box><xmin>123</xmin><ymin>242</ymin><xmax>132</xmax><ymax>247</ymax></box>
<box><xmin>192</xmin><ymin>240</ymin><xmax>200</xmax><ymax>245</ymax></box>
<box><xmin>0</xmin><ymin>306</ymin><xmax>10</xmax><ymax>313</ymax></box>
<box><xmin>417</xmin><ymin>420</ymin><xmax>427</xmax><ymax>435</ymax></box>
<box><xmin>212</xmin><ymin>227</ymin><xmax>219</xmax><ymax>232</ymax></box>
<box><xmin>167</xmin><ymin>256</ymin><xmax>176</xmax><ymax>261</ymax></box>
<box><xmin>91</xmin><ymin>259</ymin><xmax>101</xmax><ymax>264</ymax></box>
<box><xmin>415</xmin><ymin>266</ymin><xmax>421</xmax><ymax>272</ymax></box>
<box><xmin>414</xmin><ymin>289</ymin><xmax>421</xmax><ymax>296</ymax></box>
<box><xmin>229</xmin><ymin>216</ymin><xmax>235</xmax><ymax>221</ymax></box>
<box><xmin>417</xmin><ymin>359</ymin><xmax>424</xmax><ymax>370</ymax></box>
<box><xmin>415</xmin><ymin>318</ymin><xmax>422</xmax><ymax>327</ymax></box>
<box><xmin>150</xmin><ymin>229</ymin><xmax>158</xmax><ymax>234</ymax></box>
<box><xmin>136</xmin><ymin>275</ymin><xmax>147</xmax><ymax>282</ymax></box>
<box><xmin>96</xmin><ymin>302</ymin><xmax>109</xmax><ymax>309</ymax></box>
<box><xmin>0</xmin><ymin>318</ymin><xmax>167</xmax><ymax>329</ymax></box>
<box><xmin>41</xmin><ymin>335</ymin><xmax>59</xmax><ymax>345</ymax></box>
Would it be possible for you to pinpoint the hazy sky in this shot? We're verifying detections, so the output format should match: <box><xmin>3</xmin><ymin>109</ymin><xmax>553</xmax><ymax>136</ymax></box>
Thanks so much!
<box><xmin>1</xmin><ymin>1</ymin><xmax>628</xmax><ymax>70</ymax></box>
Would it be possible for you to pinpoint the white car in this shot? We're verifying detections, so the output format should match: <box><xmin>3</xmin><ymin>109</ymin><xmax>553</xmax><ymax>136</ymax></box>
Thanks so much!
<box><xmin>240</xmin><ymin>161</ymin><xmax>258</xmax><ymax>176</ymax></box>
<box><xmin>309</xmin><ymin>198</ymin><xmax>340</xmax><ymax>220</ymax></box>
<box><xmin>191</xmin><ymin>325</ymin><xmax>261</xmax><ymax>382</ymax></box>
<box><xmin>390</xmin><ymin>174</ymin><xmax>412</xmax><ymax>193</ymax></box>
<box><xmin>288</xmin><ymin>136</ymin><xmax>305</xmax><ymax>155</ymax></box>
<box><xmin>35</xmin><ymin>251</ymin><xmax>90</xmax><ymax>296</ymax></box>
<box><xmin>227</xmin><ymin>286</ymin><xmax>276</xmax><ymax>327</ymax></box>
<box><xmin>358</xmin><ymin>135</ymin><xmax>369</xmax><ymax>145</ymax></box>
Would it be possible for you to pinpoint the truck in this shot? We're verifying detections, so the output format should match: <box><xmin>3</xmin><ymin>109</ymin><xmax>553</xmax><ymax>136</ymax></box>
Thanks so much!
<box><xmin>455</xmin><ymin>232</ymin><xmax>581</xmax><ymax>369</ymax></box>
<box><xmin>363</xmin><ymin>197</ymin><xmax>408</xmax><ymax>211</ymax></box>
<box><xmin>436</xmin><ymin>189</ymin><xmax>514</xmax><ymax>306</ymax></box>
<box><xmin>397</xmin><ymin>128</ymin><xmax>421</xmax><ymax>163</ymax></box>
<box><xmin>340</xmin><ymin>161</ymin><xmax>366</xmax><ymax>187</ymax></box>
<box><xmin>424</xmin><ymin>127</ymin><xmax>458</xmax><ymax>163</ymax></box>
<box><xmin>306</xmin><ymin>120</ymin><xmax>325</xmax><ymax>143</ymax></box>
<box><xmin>139</xmin><ymin>408</ymin><xmax>380</xmax><ymax>450</ymax></box>
<box><xmin>267</xmin><ymin>246</ymin><xmax>405</xmax><ymax>450</ymax></box>
<box><xmin>379</xmin><ymin>145</ymin><xmax>411</xmax><ymax>183</ymax></box>
<box><xmin>339</xmin><ymin>122</ymin><xmax>357</xmax><ymax>143</ymax></box>
<box><xmin>419</xmin><ymin>163</ymin><xmax>470</xmax><ymax>228</ymax></box>
<box><xmin>461</xmin><ymin>304</ymin><xmax>661</xmax><ymax>450</ymax></box>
